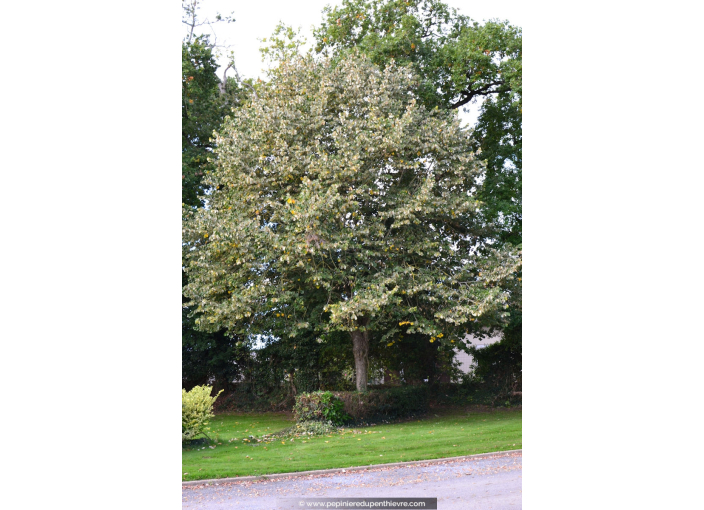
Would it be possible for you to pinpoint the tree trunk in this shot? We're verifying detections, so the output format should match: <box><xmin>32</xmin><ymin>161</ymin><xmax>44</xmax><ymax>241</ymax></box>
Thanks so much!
<box><xmin>351</xmin><ymin>328</ymin><xmax>369</xmax><ymax>392</ymax></box>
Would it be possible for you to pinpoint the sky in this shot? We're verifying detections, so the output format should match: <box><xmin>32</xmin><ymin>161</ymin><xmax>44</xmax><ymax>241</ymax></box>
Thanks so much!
<box><xmin>185</xmin><ymin>0</ymin><xmax>527</xmax><ymax>126</ymax></box>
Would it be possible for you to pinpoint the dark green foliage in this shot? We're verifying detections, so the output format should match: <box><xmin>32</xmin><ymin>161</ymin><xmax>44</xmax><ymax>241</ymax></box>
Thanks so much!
<box><xmin>333</xmin><ymin>386</ymin><xmax>430</xmax><ymax>423</ymax></box>
<box><xmin>211</xmin><ymin>334</ymin><xmax>348</xmax><ymax>412</ymax></box>
<box><xmin>210</xmin><ymin>335</ymin><xmax>352</xmax><ymax>411</ymax></box>
<box><xmin>216</xmin><ymin>385</ymin><xmax>294</xmax><ymax>413</ymax></box>
<box><xmin>294</xmin><ymin>391</ymin><xmax>350</xmax><ymax>425</ymax></box>
<box><xmin>181</xmin><ymin>40</ymin><xmax>234</xmax><ymax>389</ymax></box>
<box><xmin>318</xmin><ymin>333</ymin><xmax>357</xmax><ymax>391</ymax></box>
<box><xmin>432</xmin><ymin>379</ymin><xmax>518</xmax><ymax>407</ymax></box>
<box><xmin>181</xmin><ymin>314</ymin><xmax>249</xmax><ymax>393</ymax></box>
<box><xmin>214</xmin><ymin>346</ymin><xmax>292</xmax><ymax>412</ymax></box>
<box><xmin>370</xmin><ymin>332</ymin><xmax>461</xmax><ymax>385</ymax></box>
<box><xmin>182</xmin><ymin>39</ymin><xmax>252</xmax><ymax>208</ymax></box>
<box><xmin>470</xmin><ymin>329</ymin><xmax>521</xmax><ymax>395</ymax></box>
<box><xmin>182</xmin><ymin>38</ymin><xmax>220</xmax><ymax>208</ymax></box>
<box><xmin>473</xmin><ymin>95</ymin><xmax>522</xmax><ymax>246</ymax></box>
<box><xmin>274</xmin><ymin>335</ymin><xmax>326</xmax><ymax>394</ymax></box>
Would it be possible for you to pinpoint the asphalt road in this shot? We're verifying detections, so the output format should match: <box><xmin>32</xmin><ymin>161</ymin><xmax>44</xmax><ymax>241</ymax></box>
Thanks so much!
<box><xmin>182</xmin><ymin>451</ymin><xmax>522</xmax><ymax>509</ymax></box>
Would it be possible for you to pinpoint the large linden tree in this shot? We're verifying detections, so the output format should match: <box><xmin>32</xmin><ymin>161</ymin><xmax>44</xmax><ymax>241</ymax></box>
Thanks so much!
<box><xmin>183</xmin><ymin>53</ymin><xmax>519</xmax><ymax>391</ymax></box>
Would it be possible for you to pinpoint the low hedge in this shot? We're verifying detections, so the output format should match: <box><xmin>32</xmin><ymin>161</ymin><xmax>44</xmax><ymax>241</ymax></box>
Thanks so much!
<box><xmin>295</xmin><ymin>386</ymin><xmax>429</xmax><ymax>425</ymax></box>
<box><xmin>338</xmin><ymin>386</ymin><xmax>430</xmax><ymax>423</ymax></box>
<box><xmin>431</xmin><ymin>380</ymin><xmax>522</xmax><ymax>407</ymax></box>
<box><xmin>215</xmin><ymin>385</ymin><xmax>294</xmax><ymax>413</ymax></box>
<box><xmin>294</xmin><ymin>391</ymin><xmax>350</xmax><ymax>425</ymax></box>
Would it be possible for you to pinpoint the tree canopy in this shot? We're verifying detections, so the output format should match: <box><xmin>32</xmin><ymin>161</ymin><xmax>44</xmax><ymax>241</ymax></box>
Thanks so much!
<box><xmin>182</xmin><ymin>53</ymin><xmax>520</xmax><ymax>390</ymax></box>
<box><xmin>314</xmin><ymin>0</ymin><xmax>522</xmax><ymax>245</ymax></box>
<box><xmin>182</xmin><ymin>38</ymin><xmax>221</xmax><ymax>208</ymax></box>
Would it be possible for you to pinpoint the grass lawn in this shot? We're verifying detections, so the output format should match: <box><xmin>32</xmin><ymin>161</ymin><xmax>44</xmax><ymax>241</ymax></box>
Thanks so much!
<box><xmin>182</xmin><ymin>408</ymin><xmax>521</xmax><ymax>481</ymax></box>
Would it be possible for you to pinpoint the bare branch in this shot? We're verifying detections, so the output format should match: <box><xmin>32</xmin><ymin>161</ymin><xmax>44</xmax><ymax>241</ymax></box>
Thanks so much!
<box><xmin>225</xmin><ymin>58</ymin><xmax>259</xmax><ymax>101</ymax></box>
<box><xmin>219</xmin><ymin>63</ymin><xmax>233</xmax><ymax>94</ymax></box>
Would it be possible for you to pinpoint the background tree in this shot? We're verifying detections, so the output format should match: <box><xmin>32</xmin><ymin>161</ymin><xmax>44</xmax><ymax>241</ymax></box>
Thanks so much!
<box><xmin>183</xmin><ymin>53</ymin><xmax>519</xmax><ymax>391</ymax></box>
<box><xmin>182</xmin><ymin>38</ymin><xmax>221</xmax><ymax>208</ymax></box>
<box><xmin>182</xmin><ymin>0</ymin><xmax>252</xmax><ymax>208</ymax></box>
<box><xmin>182</xmin><ymin>0</ymin><xmax>256</xmax><ymax>391</ymax></box>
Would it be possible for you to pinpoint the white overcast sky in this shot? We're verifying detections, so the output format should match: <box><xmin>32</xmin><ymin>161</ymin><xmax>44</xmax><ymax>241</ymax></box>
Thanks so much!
<box><xmin>186</xmin><ymin>0</ymin><xmax>527</xmax><ymax>126</ymax></box>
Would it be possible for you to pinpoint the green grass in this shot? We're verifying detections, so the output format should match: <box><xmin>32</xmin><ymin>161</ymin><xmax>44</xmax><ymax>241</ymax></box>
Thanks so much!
<box><xmin>182</xmin><ymin>409</ymin><xmax>521</xmax><ymax>481</ymax></box>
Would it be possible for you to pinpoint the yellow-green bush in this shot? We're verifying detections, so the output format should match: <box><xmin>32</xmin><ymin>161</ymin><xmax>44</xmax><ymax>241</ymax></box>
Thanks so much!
<box><xmin>182</xmin><ymin>385</ymin><xmax>223</xmax><ymax>442</ymax></box>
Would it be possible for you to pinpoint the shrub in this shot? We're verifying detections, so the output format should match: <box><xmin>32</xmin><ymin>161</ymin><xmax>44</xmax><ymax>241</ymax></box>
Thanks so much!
<box><xmin>182</xmin><ymin>385</ymin><xmax>223</xmax><ymax>442</ymax></box>
<box><xmin>432</xmin><ymin>378</ymin><xmax>500</xmax><ymax>406</ymax></box>
<box><xmin>215</xmin><ymin>383</ymin><xmax>294</xmax><ymax>413</ymax></box>
<box><xmin>333</xmin><ymin>386</ymin><xmax>430</xmax><ymax>423</ymax></box>
<box><xmin>294</xmin><ymin>391</ymin><xmax>349</xmax><ymax>425</ymax></box>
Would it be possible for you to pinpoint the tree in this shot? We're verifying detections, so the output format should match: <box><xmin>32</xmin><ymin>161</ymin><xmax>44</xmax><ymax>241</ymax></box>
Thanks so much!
<box><xmin>182</xmin><ymin>0</ymin><xmax>251</xmax><ymax>208</ymax></box>
<box><xmin>183</xmin><ymin>53</ymin><xmax>519</xmax><ymax>391</ymax></box>
<box><xmin>182</xmin><ymin>38</ymin><xmax>222</xmax><ymax>208</ymax></box>
<box><xmin>314</xmin><ymin>0</ymin><xmax>522</xmax><ymax>364</ymax></box>
<box><xmin>182</xmin><ymin>0</ymin><xmax>256</xmax><ymax>391</ymax></box>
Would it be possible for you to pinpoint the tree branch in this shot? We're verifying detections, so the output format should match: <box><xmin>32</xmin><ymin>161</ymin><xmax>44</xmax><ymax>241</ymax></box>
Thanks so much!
<box><xmin>450</xmin><ymin>80</ymin><xmax>509</xmax><ymax>109</ymax></box>
<box><xmin>225</xmin><ymin>59</ymin><xmax>259</xmax><ymax>101</ymax></box>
